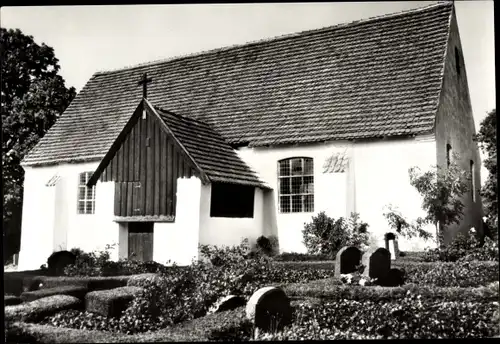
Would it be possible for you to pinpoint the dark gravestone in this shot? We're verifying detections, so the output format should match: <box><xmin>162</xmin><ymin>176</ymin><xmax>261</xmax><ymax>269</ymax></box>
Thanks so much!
<box><xmin>335</xmin><ymin>246</ymin><xmax>362</xmax><ymax>277</ymax></box>
<box><xmin>246</xmin><ymin>286</ymin><xmax>292</xmax><ymax>335</ymax></box>
<box><xmin>47</xmin><ymin>250</ymin><xmax>76</xmax><ymax>276</ymax></box>
<box><xmin>361</xmin><ymin>247</ymin><xmax>391</xmax><ymax>281</ymax></box>
<box><xmin>379</xmin><ymin>268</ymin><xmax>406</xmax><ymax>287</ymax></box>
<box><xmin>384</xmin><ymin>233</ymin><xmax>399</xmax><ymax>261</ymax></box>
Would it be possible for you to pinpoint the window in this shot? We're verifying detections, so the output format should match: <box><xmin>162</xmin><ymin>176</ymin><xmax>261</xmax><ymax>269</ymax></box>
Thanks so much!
<box><xmin>210</xmin><ymin>182</ymin><xmax>254</xmax><ymax>218</ymax></box>
<box><xmin>77</xmin><ymin>172</ymin><xmax>96</xmax><ymax>214</ymax></box>
<box><xmin>446</xmin><ymin>144</ymin><xmax>452</xmax><ymax>167</ymax></box>
<box><xmin>455</xmin><ymin>47</ymin><xmax>461</xmax><ymax>76</ymax></box>
<box><xmin>470</xmin><ymin>160</ymin><xmax>475</xmax><ymax>202</ymax></box>
<box><xmin>278</xmin><ymin>157</ymin><xmax>314</xmax><ymax>213</ymax></box>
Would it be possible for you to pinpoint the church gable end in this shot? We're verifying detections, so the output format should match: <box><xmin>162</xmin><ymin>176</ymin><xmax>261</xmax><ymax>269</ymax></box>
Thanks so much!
<box><xmin>97</xmin><ymin>102</ymin><xmax>200</xmax><ymax>220</ymax></box>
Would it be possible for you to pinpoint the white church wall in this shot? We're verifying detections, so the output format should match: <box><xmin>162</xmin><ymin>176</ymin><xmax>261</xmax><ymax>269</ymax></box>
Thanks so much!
<box><xmin>353</xmin><ymin>135</ymin><xmax>438</xmax><ymax>252</ymax></box>
<box><xmin>154</xmin><ymin>177</ymin><xmax>201</xmax><ymax>266</ymax></box>
<box><xmin>237</xmin><ymin>142</ymin><xmax>352</xmax><ymax>254</ymax></box>
<box><xmin>18</xmin><ymin>166</ymin><xmax>57</xmax><ymax>270</ymax></box>
<box><xmin>198</xmin><ymin>184</ymin><xmax>265</xmax><ymax>249</ymax></box>
<box><xmin>19</xmin><ymin>161</ymin><xmax>119</xmax><ymax>270</ymax></box>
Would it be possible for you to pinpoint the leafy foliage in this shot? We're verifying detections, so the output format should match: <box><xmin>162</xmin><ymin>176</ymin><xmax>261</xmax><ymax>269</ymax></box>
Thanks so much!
<box><xmin>302</xmin><ymin>212</ymin><xmax>370</xmax><ymax>256</ymax></box>
<box><xmin>476</xmin><ymin>109</ymin><xmax>497</xmax><ymax>232</ymax></box>
<box><xmin>408</xmin><ymin>155</ymin><xmax>470</xmax><ymax>247</ymax></box>
<box><xmin>382</xmin><ymin>204</ymin><xmax>433</xmax><ymax>240</ymax></box>
<box><xmin>273</xmin><ymin>252</ymin><xmax>333</xmax><ymax>262</ymax></box>
<box><xmin>2</xmin><ymin>28</ymin><xmax>76</xmax><ymax>261</ymax></box>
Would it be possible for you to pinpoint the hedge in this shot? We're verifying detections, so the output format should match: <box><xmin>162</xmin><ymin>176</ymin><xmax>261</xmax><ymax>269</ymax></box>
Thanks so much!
<box><xmin>284</xmin><ymin>279</ymin><xmax>499</xmax><ymax>302</ymax></box>
<box><xmin>28</xmin><ymin>275</ymin><xmax>133</xmax><ymax>292</ymax></box>
<box><xmin>5</xmin><ymin>295</ymin><xmax>82</xmax><ymax>323</ymax></box>
<box><xmin>5</xmin><ymin>295</ymin><xmax>22</xmax><ymax>306</ymax></box>
<box><xmin>85</xmin><ymin>286</ymin><xmax>144</xmax><ymax>317</ymax></box>
<box><xmin>20</xmin><ymin>285</ymin><xmax>88</xmax><ymax>303</ymax></box>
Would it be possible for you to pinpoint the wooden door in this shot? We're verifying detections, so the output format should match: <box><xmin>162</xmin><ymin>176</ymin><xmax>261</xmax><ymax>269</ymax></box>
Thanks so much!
<box><xmin>128</xmin><ymin>222</ymin><xmax>154</xmax><ymax>262</ymax></box>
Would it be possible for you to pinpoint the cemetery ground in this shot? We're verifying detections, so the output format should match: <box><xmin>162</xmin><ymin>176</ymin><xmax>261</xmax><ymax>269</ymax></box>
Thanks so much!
<box><xmin>4</xmin><ymin>242</ymin><xmax>500</xmax><ymax>342</ymax></box>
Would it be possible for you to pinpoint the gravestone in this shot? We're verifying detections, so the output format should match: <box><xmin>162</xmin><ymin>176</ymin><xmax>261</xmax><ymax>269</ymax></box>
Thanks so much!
<box><xmin>211</xmin><ymin>295</ymin><xmax>246</xmax><ymax>313</ymax></box>
<box><xmin>246</xmin><ymin>286</ymin><xmax>292</xmax><ymax>336</ymax></box>
<box><xmin>384</xmin><ymin>233</ymin><xmax>399</xmax><ymax>261</ymax></box>
<box><xmin>47</xmin><ymin>250</ymin><xmax>77</xmax><ymax>276</ymax></box>
<box><xmin>361</xmin><ymin>247</ymin><xmax>391</xmax><ymax>281</ymax></box>
<box><xmin>335</xmin><ymin>246</ymin><xmax>362</xmax><ymax>277</ymax></box>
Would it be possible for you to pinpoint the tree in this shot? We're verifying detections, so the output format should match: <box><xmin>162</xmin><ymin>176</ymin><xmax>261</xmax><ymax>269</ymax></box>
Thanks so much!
<box><xmin>1</xmin><ymin>28</ymin><xmax>76</xmax><ymax>262</ymax></box>
<box><xmin>476</xmin><ymin>109</ymin><xmax>497</xmax><ymax>231</ymax></box>
<box><xmin>382</xmin><ymin>204</ymin><xmax>433</xmax><ymax>241</ymax></box>
<box><xmin>408</xmin><ymin>155</ymin><xmax>470</xmax><ymax>248</ymax></box>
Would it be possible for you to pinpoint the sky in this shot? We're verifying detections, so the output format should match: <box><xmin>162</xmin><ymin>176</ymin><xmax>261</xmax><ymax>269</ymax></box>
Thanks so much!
<box><xmin>1</xmin><ymin>1</ymin><xmax>495</xmax><ymax>179</ymax></box>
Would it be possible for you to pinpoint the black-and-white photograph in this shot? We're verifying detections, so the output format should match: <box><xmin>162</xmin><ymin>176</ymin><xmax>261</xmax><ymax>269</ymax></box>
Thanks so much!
<box><xmin>2</xmin><ymin>1</ymin><xmax>497</xmax><ymax>341</ymax></box>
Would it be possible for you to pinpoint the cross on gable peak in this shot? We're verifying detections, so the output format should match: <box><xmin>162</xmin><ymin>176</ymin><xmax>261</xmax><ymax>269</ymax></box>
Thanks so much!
<box><xmin>138</xmin><ymin>72</ymin><xmax>153</xmax><ymax>99</ymax></box>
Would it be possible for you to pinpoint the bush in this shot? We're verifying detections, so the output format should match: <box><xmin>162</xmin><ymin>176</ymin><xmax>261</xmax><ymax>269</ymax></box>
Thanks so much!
<box><xmin>29</xmin><ymin>275</ymin><xmax>131</xmax><ymax>292</ymax></box>
<box><xmin>273</xmin><ymin>252</ymin><xmax>333</xmax><ymax>262</ymax></box>
<box><xmin>421</xmin><ymin>230</ymin><xmax>498</xmax><ymax>262</ymax></box>
<box><xmin>20</xmin><ymin>285</ymin><xmax>88</xmax><ymax>303</ymax></box>
<box><xmin>5</xmin><ymin>295</ymin><xmax>82</xmax><ymax>323</ymax></box>
<box><xmin>65</xmin><ymin>246</ymin><xmax>170</xmax><ymax>277</ymax></box>
<box><xmin>284</xmin><ymin>278</ymin><xmax>499</xmax><ymax>302</ymax></box>
<box><xmin>252</xmin><ymin>235</ymin><xmax>279</xmax><ymax>257</ymax></box>
<box><xmin>5</xmin><ymin>295</ymin><xmax>22</xmax><ymax>306</ymax></box>
<box><xmin>405</xmin><ymin>260</ymin><xmax>499</xmax><ymax>288</ymax></box>
<box><xmin>276</xmin><ymin>296</ymin><xmax>498</xmax><ymax>339</ymax></box>
<box><xmin>302</xmin><ymin>212</ymin><xmax>369</xmax><ymax>257</ymax></box>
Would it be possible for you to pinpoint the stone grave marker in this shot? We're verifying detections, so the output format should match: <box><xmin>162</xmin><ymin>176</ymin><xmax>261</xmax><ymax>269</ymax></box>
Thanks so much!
<box><xmin>361</xmin><ymin>247</ymin><xmax>391</xmax><ymax>281</ymax></box>
<box><xmin>384</xmin><ymin>233</ymin><xmax>399</xmax><ymax>260</ymax></box>
<box><xmin>335</xmin><ymin>246</ymin><xmax>362</xmax><ymax>277</ymax></box>
<box><xmin>246</xmin><ymin>286</ymin><xmax>292</xmax><ymax>337</ymax></box>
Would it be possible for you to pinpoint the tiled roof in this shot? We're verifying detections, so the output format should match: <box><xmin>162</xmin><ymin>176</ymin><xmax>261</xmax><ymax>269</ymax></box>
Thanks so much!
<box><xmin>154</xmin><ymin>105</ymin><xmax>267</xmax><ymax>188</ymax></box>
<box><xmin>22</xmin><ymin>2</ymin><xmax>454</xmax><ymax>166</ymax></box>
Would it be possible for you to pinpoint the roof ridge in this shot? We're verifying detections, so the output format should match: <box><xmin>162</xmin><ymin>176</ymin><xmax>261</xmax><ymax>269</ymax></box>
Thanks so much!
<box><xmin>94</xmin><ymin>1</ymin><xmax>451</xmax><ymax>76</ymax></box>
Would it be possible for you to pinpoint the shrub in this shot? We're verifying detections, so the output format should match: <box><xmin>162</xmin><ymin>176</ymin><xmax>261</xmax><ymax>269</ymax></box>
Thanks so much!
<box><xmin>251</xmin><ymin>235</ymin><xmax>279</xmax><ymax>257</ymax></box>
<box><xmin>30</xmin><ymin>275</ymin><xmax>131</xmax><ymax>291</ymax></box>
<box><xmin>5</xmin><ymin>295</ymin><xmax>22</xmax><ymax>306</ymax></box>
<box><xmin>459</xmin><ymin>237</ymin><xmax>499</xmax><ymax>262</ymax></box>
<box><xmin>302</xmin><ymin>212</ymin><xmax>369</xmax><ymax>257</ymax></box>
<box><xmin>65</xmin><ymin>246</ymin><xmax>169</xmax><ymax>277</ymax></box>
<box><xmin>5</xmin><ymin>295</ymin><xmax>82</xmax><ymax>323</ymax></box>
<box><xmin>406</xmin><ymin>261</ymin><xmax>499</xmax><ymax>288</ymax></box>
<box><xmin>273</xmin><ymin>252</ymin><xmax>333</xmax><ymax>262</ymax></box>
<box><xmin>20</xmin><ymin>285</ymin><xmax>88</xmax><ymax>303</ymax></box>
<box><xmin>422</xmin><ymin>229</ymin><xmax>486</xmax><ymax>262</ymax></box>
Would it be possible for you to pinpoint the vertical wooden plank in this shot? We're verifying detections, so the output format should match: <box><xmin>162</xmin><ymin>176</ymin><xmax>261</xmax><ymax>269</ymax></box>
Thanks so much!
<box><xmin>154</xmin><ymin>122</ymin><xmax>161</xmax><ymax>216</ymax></box>
<box><xmin>118</xmin><ymin>139</ymin><xmax>124</xmax><ymax>182</ymax></box>
<box><xmin>134</xmin><ymin>119</ymin><xmax>141</xmax><ymax>181</ymax></box>
<box><xmin>120</xmin><ymin>182</ymin><xmax>127</xmax><ymax>216</ymax></box>
<box><xmin>178</xmin><ymin>154</ymin><xmax>184</xmax><ymax>179</ymax></box>
<box><xmin>146</xmin><ymin>115</ymin><xmax>154</xmax><ymax>215</ymax></box>
<box><xmin>139</xmin><ymin>116</ymin><xmax>147</xmax><ymax>216</ymax></box>
<box><xmin>171</xmin><ymin>142</ymin><xmax>178</xmax><ymax>215</ymax></box>
<box><xmin>126</xmin><ymin>182</ymin><xmax>133</xmax><ymax>217</ymax></box>
<box><xmin>122</xmin><ymin>135</ymin><xmax>129</xmax><ymax>181</ymax></box>
<box><xmin>166</xmin><ymin>139</ymin><xmax>173</xmax><ymax>216</ymax></box>
<box><xmin>111</xmin><ymin>150</ymin><xmax>118</xmax><ymax>180</ymax></box>
<box><xmin>129</xmin><ymin>125</ymin><xmax>135</xmax><ymax>181</ymax></box>
<box><xmin>159</xmin><ymin>131</ymin><xmax>167</xmax><ymax>216</ymax></box>
<box><xmin>114</xmin><ymin>182</ymin><xmax>121</xmax><ymax>216</ymax></box>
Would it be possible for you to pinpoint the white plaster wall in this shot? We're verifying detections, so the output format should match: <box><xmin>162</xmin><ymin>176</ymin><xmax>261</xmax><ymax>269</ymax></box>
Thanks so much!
<box><xmin>18</xmin><ymin>166</ymin><xmax>57</xmax><ymax>270</ymax></box>
<box><xmin>18</xmin><ymin>161</ymin><xmax>119</xmax><ymax>270</ymax></box>
<box><xmin>237</xmin><ymin>137</ymin><xmax>438</xmax><ymax>254</ymax></box>
<box><xmin>238</xmin><ymin>142</ymin><xmax>351</xmax><ymax>253</ymax></box>
<box><xmin>198</xmin><ymin>184</ymin><xmax>265</xmax><ymax>248</ymax></box>
<box><xmin>153</xmin><ymin>177</ymin><xmax>201</xmax><ymax>266</ymax></box>
<box><xmin>353</xmin><ymin>136</ymin><xmax>438</xmax><ymax>251</ymax></box>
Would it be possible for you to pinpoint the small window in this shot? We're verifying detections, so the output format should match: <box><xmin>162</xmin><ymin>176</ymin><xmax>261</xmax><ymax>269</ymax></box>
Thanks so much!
<box><xmin>210</xmin><ymin>182</ymin><xmax>254</xmax><ymax>218</ymax></box>
<box><xmin>446</xmin><ymin>144</ymin><xmax>452</xmax><ymax>167</ymax></box>
<box><xmin>77</xmin><ymin>172</ymin><xmax>96</xmax><ymax>214</ymax></box>
<box><xmin>470</xmin><ymin>160</ymin><xmax>475</xmax><ymax>202</ymax></box>
<box><xmin>278</xmin><ymin>157</ymin><xmax>314</xmax><ymax>213</ymax></box>
<box><xmin>455</xmin><ymin>47</ymin><xmax>461</xmax><ymax>76</ymax></box>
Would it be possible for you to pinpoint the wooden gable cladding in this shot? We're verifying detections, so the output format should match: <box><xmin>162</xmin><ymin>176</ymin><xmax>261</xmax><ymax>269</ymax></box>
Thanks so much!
<box><xmin>99</xmin><ymin>103</ymin><xmax>199</xmax><ymax>219</ymax></box>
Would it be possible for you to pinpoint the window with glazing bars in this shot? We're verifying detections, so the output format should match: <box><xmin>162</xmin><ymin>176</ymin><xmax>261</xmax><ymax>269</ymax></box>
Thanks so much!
<box><xmin>77</xmin><ymin>172</ymin><xmax>96</xmax><ymax>214</ymax></box>
<box><xmin>278</xmin><ymin>157</ymin><xmax>314</xmax><ymax>213</ymax></box>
